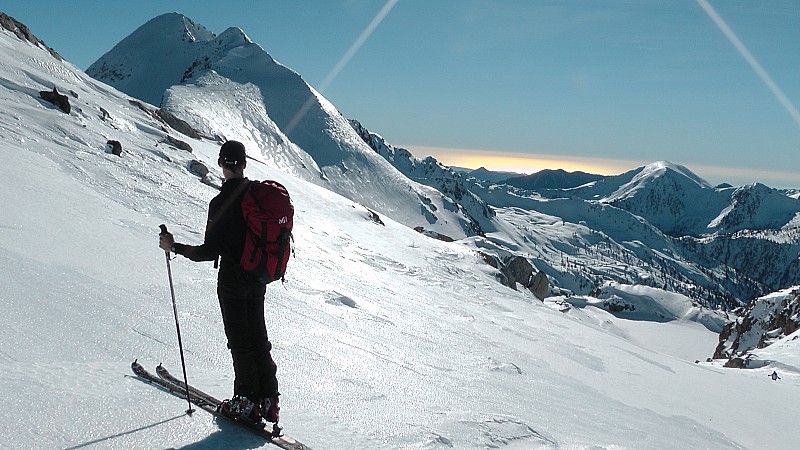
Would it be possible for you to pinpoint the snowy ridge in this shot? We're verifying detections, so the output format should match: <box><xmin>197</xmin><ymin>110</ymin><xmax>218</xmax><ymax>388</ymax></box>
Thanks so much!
<box><xmin>88</xmin><ymin>12</ymin><xmax>476</xmax><ymax>240</ymax></box>
<box><xmin>711</xmin><ymin>183</ymin><xmax>800</xmax><ymax>233</ymax></box>
<box><xmin>526</xmin><ymin>161</ymin><xmax>800</xmax><ymax>237</ymax></box>
<box><xmin>608</xmin><ymin>161</ymin><xmax>713</xmax><ymax>200</ymax></box>
<box><xmin>503</xmin><ymin>168</ymin><xmax>604</xmax><ymax>190</ymax></box>
<box><xmin>468</xmin><ymin>166</ymin><xmax>525</xmax><ymax>183</ymax></box>
<box><xmin>85</xmin><ymin>13</ymin><xmax>218</xmax><ymax>102</ymax></box>
<box><xmin>161</xmin><ymin>70</ymin><xmax>321</xmax><ymax>180</ymax></box>
<box><xmin>349</xmin><ymin>118</ymin><xmax>493</xmax><ymax>236</ymax></box>
<box><xmin>749</xmin><ymin>329</ymin><xmax>800</xmax><ymax>375</ymax></box>
<box><xmin>0</xmin><ymin>12</ymin><xmax>62</xmax><ymax>61</ymax></box>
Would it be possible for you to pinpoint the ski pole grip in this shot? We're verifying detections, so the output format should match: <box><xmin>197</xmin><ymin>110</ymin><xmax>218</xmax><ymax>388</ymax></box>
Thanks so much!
<box><xmin>159</xmin><ymin>224</ymin><xmax>169</xmax><ymax>235</ymax></box>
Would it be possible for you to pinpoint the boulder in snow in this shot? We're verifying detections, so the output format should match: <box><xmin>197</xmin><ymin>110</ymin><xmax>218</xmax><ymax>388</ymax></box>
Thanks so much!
<box><xmin>39</xmin><ymin>87</ymin><xmax>70</xmax><ymax>114</ymax></box>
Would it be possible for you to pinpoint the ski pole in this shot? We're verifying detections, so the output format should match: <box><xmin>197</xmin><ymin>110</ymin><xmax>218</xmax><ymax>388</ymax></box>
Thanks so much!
<box><xmin>159</xmin><ymin>224</ymin><xmax>195</xmax><ymax>415</ymax></box>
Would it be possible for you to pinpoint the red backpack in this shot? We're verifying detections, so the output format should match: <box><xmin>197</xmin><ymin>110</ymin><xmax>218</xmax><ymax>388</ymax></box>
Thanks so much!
<box><xmin>240</xmin><ymin>180</ymin><xmax>294</xmax><ymax>283</ymax></box>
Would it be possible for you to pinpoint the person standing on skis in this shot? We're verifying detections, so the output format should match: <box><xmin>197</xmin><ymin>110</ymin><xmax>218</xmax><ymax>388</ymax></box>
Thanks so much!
<box><xmin>158</xmin><ymin>140</ymin><xmax>280</xmax><ymax>426</ymax></box>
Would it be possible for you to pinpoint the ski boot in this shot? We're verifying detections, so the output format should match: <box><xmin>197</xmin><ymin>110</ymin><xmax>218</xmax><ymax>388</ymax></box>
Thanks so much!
<box><xmin>219</xmin><ymin>395</ymin><xmax>264</xmax><ymax>426</ymax></box>
<box><xmin>262</xmin><ymin>394</ymin><xmax>282</xmax><ymax>437</ymax></box>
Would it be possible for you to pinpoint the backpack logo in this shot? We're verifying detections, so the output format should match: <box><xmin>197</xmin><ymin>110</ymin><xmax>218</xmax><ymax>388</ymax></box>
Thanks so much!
<box><xmin>240</xmin><ymin>180</ymin><xmax>294</xmax><ymax>283</ymax></box>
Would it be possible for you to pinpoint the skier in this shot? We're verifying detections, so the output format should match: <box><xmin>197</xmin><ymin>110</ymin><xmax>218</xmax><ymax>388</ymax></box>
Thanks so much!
<box><xmin>158</xmin><ymin>140</ymin><xmax>280</xmax><ymax>425</ymax></box>
<box><xmin>770</xmin><ymin>370</ymin><xmax>781</xmax><ymax>381</ymax></box>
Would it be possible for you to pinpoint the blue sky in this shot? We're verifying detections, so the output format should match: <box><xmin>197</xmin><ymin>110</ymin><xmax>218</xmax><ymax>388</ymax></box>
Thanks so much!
<box><xmin>3</xmin><ymin>1</ymin><xmax>799</xmax><ymax>187</ymax></box>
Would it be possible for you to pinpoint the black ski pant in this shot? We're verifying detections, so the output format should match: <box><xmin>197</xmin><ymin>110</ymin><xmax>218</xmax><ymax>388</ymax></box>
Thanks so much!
<box><xmin>218</xmin><ymin>280</ymin><xmax>278</xmax><ymax>401</ymax></box>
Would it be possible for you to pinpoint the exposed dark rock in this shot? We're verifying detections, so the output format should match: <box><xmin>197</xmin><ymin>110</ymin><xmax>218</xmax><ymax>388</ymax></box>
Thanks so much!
<box><xmin>129</xmin><ymin>99</ymin><xmax>150</xmax><ymax>113</ymax></box>
<box><xmin>106</xmin><ymin>140</ymin><xmax>122</xmax><ymax>156</ymax></box>
<box><xmin>187</xmin><ymin>160</ymin><xmax>219</xmax><ymax>188</ymax></box>
<box><xmin>155</xmin><ymin>108</ymin><xmax>205</xmax><ymax>139</ymax></box>
<box><xmin>128</xmin><ymin>99</ymin><xmax>206</xmax><ymax>140</ymax></box>
<box><xmin>493</xmin><ymin>255</ymin><xmax>549</xmax><ymax>300</ymax></box>
<box><xmin>414</xmin><ymin>226</ymin><xmax>454</xmax><ymax>242</ymax></box>
<box><xmin>531</xmin><ymin>271</ymin><xmax>549</xmax><ymax>300</ymax></box>
<box><xmin>366</xmin><ymin>208</ymin><xmax>385</xmax><ymax>226</ymax></box>
<box><xmin>604</xmin><ymin>299</ymin><xmax>635</xmax><ymax>313</ymax></box>
<box><xmin>723</xmin><ymin>357</ymin><xmax>748</xmax><ymax>369</ymax></box>
<box><xmin>479</xmin><ymin>251</ymin><xmax>500</xmax><ymax>269</ymax></box>
<box><xmin>39</xmin><ymin>87</ymin><xmax>70</xmax><ymax>114</ymax></box>
<box><xmin>501</xmin><ymin>256</ymin><xmax>535</xmax><ymax>290</ymax></box>
<box><xmin>163</xmin><ymin>135</ymin><xmax>192</xmax><ymax>152</ymax></box>
<box><xmin>188</xmin><ymin>160</ymin><xmax>209</xmax><ymax>178</ymax></box>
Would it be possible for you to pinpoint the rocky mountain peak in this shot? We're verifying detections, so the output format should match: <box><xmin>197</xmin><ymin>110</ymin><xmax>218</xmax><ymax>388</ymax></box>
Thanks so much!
<box><xmin>0</xmin><ymin>13</ymin><xmax>62</xmax><ymax>60</ymax></box>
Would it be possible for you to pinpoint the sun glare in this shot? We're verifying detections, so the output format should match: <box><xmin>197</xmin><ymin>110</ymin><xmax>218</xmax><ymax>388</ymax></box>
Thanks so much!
<box><xmin>405</xmin><ymin>145</ymin><xmax>641</xmax><ymax>176</ymax></box>
<box><xmin>403</xmin><ymin>144</ymin><xmax>800</xmax><ymax>188</ymax></box>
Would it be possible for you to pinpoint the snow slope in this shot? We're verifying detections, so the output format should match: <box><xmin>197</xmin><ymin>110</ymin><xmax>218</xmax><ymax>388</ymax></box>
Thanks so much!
<box><xmin>563</xmin><ymin>282</ymin><xmax>730</xmax><ymax>332</ymax></box>
<box><xmin>2</xmin><ymin>14</ymin><xmax>800</xmax><ymax>450</ymax></box>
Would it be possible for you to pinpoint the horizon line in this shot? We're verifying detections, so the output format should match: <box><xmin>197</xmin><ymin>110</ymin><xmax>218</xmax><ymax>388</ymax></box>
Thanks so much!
<box><xmin>401</xmin><ymin>144</ymin><xmax>800</xmax><ymax>190</ymax></box>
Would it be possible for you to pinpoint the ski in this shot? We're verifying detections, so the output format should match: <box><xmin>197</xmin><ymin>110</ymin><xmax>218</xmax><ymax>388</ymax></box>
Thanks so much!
<box><xmin>131</xmin><ymin>360</ymin><xmax>310</xmax><ymax>449</ymax></box>
<box><xmin>131</xmin><ymin>360</ymin><xmax>215</xmax><ymax>408</ymax></box>
<box><xmin>156</xmin><ymin>363</ymin><xmax>219</xmax><ymax>406</ymax></box>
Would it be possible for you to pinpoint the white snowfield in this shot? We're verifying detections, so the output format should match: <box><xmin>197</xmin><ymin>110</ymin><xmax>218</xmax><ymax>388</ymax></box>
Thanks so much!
<box><xmin>1</xmin><ymin>19</ymin><xmax>798</xmax><ymax>450</ymax></box>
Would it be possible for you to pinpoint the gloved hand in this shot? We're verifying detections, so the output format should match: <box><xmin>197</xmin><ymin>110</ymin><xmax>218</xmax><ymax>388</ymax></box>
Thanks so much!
<box><xmin>159</xmin><ymin>225</ymin><xmax>175</xmax><ymax>252</ymax></box>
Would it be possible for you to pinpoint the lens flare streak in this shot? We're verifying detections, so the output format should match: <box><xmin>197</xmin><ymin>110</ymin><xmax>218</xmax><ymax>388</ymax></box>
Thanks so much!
<box><xmin>697</xmin><ymin>0</ymin><xmax>800</xmax><ymax>128</ymax></box>
<box><xmin>284</xmin><ymin>0</ymin><xmax>399</xmax><ymax>136</ymax></box>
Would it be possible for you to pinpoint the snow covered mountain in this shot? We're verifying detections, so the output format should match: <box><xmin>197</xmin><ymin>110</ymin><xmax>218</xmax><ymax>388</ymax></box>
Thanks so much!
<box><xmin>84</xmin><ymin>13</ymin><xmax>800</xmax><ymax>310</ymax></box>
<box><xmin>3</xmin><ymin>12</ymin><xmax>800</xmax><ymax>449</ymax></box>
<box><xmin>87</xmin><ymin>13</ymin><xmax>480</xmax><ymax>240</ymax></box>
<box><xmin>533</xmin><ymin>161</ymin><xmax>800</xmax><ymax>238</ymax></box>
<box><xmin>349</xmin><ymin>118</ymin><xmax>494</xmax><ymax>237</ymax></box>
<box><xmin>475</xmin><ymin>161</ymin><xmax>800</xmax><ymax>306</ymax></box>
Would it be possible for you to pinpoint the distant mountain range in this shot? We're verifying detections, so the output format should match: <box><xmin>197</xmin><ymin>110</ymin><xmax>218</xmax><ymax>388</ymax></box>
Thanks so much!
<box><xmin>466</xmin><ymin>167</ymin><xmax>524</xmax><ymax>183</ymax></box>
<box><xmin>503</xmin><ymin>168</ymin><xmax>604</xmax><ymax>190</ymax></box>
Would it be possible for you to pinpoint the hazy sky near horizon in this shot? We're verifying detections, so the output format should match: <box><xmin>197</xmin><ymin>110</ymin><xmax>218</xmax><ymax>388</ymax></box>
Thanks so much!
<box><xmin>3</xmin><ymin>1</ymin><xmax>799</xmax><ymax>187</ymax></box>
